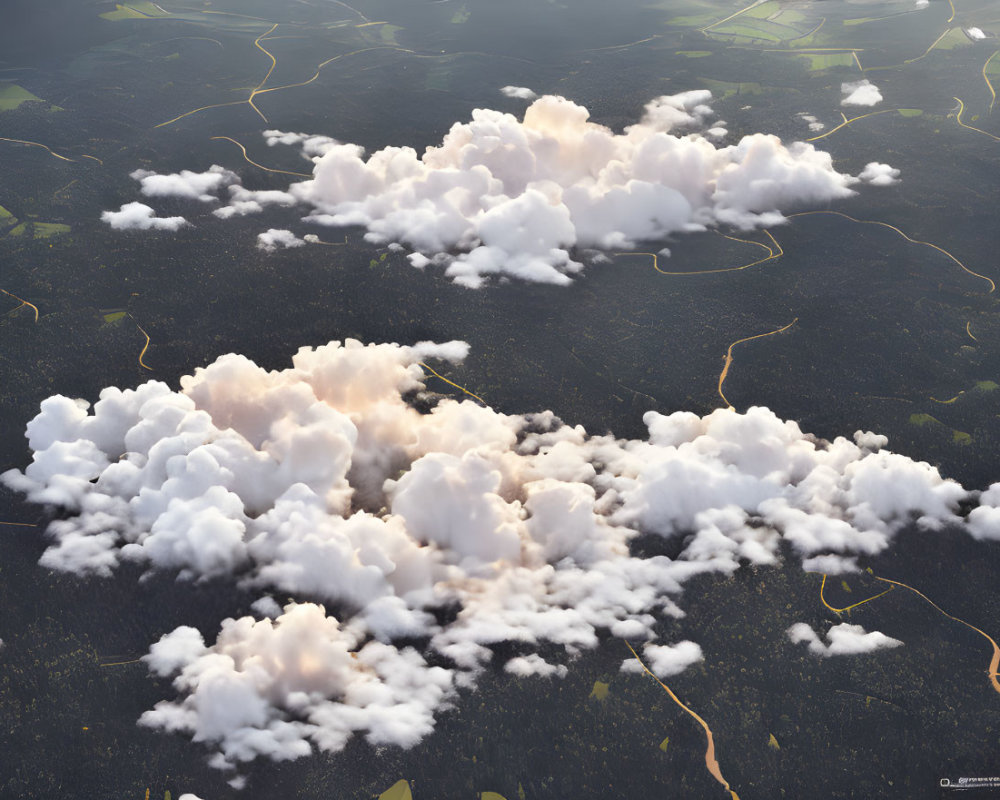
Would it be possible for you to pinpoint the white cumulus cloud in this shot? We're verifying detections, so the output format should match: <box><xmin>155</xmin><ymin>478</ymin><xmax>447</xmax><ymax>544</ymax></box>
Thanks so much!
<box><xmin>501</xmin><ymin>86</ymin><xmax>538</xmax><ymax>100</ymax></box>
<box><xmin>858</xmin><ymin>162</ymin><xmax>901</xmax><ymax>186</ymax></box>
<box><xmin>241</xmin><ymin>92</ymin><xmax>891</xmax><ymax>287</ymax></box>
<box><xmin>100</xmin><ymin>202</ymin><xmax>187</xmax><ymax>231</ymax></box>
<box><xmin>257</xmin><ymin>228</ymin><xmax>307</xmax><ymax>251</ymax></box>
<box><xmin>787</xmin><ymin>622</ymin><xmax>903</xmax><ymax>657</ymax></box>
<box><xmin>620</xmin><ymin>640</ymin><xmax>703</xmax><ymax>678</ymax></box>
<box><xmin>104</xmin><ymin>92</ymin><xmax>900</xmax><ymax>287</ymax></box>
<box><xmin>130</xmin><ymin>164</ymin><xmax>239</xmax><ymax>202</ymax></box>
<box><xmin>3</xmin><ymin>340</ymin><xmax>971</xmax><ymax>769</ymax></box>
<box><xmin>841</xmin><ymin>79</ymin><xmax>883</xmax><ymax>107</ymax></box>
<box><xmin>797</xmin><ymin>112</ymin><xmax>825</xmax><ymax>132</ymax></box>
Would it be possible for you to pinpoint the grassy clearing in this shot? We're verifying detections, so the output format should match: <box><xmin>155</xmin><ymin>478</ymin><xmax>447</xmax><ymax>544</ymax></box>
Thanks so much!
<box><xmin>9</xmin><ymin>221</ymin><xmax>71</xmax><ymax>239</ymax></box>
<box><xmin>698</xmin><ymin>77</ymin><xmax>764</xmax><ymax>98</ymax></box>
<box><xmin>795</xmin><ymin>52</ymin><xmax>855</xmax><ymax>71</ymax></box>
<box><xmin>99</xmin><ymin>2</ymin><xmax>170</xmax><ymax>20</ymax></box>
<box><xmin>0</xmin><ymin>84</ymin><xmax>57</xmax><ymax>112</ymax></box>
<box><xmin>935</xmin><ymin>27</ymin><xmax>974</xmax><ymax>50</ymax></box>
<box><xmin>380</xmin><ymin>24</ymin><xmax>402</xmax><ymax>45</ymax></box>
<box><xmin>0</xmin><ymin>204</ymin><xmax>17</xmax><ymax>230</ymax></box>
<box><xmin>668</xmin><ymin>12</ymin><xmax>719</xmax><ymax>27</ymax></box>
<box><xmin>843</xmin><ymin>17</ymin><xmax>879</xmax><ymax>26</ymax></box>
<box><xmin>708</xmin><ymin>6</ymin><xmax>813</xmax><ymax>44</ymax></box>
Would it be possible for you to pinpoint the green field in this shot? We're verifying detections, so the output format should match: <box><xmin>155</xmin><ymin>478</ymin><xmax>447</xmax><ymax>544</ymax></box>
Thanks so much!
<box><xmin>795</xmin><ymin>51</ymin><xmax>855</xmax><ymax>71</ymax></box>
<box><xmin>0</xmin><ymin>84</ymin><xmax>54</xmax><ymax>112</ymax></box>
<box><xmin>99</xmin><ymin>2</ymin><xmax>170</xmax><ymax>20</ymax></box>
<box><xmin>698</xmin><ymin>77</ymin><xmax>765</xmax><ymax>99</ymax></box>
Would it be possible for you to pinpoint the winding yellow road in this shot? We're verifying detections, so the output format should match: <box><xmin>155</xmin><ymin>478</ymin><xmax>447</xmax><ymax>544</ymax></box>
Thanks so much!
<box><xmin>626</xmin><ymin>641</ymin><xmax>740</xmax><ymax>799</ymax></box>
<box><xmin>818</xmin><ymin>573</ymin><xmax>895</xmax><ymax>614</ymax></box>
<box><xmin>787</xmin><ymin>210</ymin><xmax>995</xmax><ymax>293</ymax></box>
<box><xmin>128</xmin><ymin>314</ymin><xmax>153</xmax><ymax>371</ymax></box>
<box><xmin>717</xmin><ymin>317</ymin><xmax>797</xmax><ymax>409</ymax></box>
<box><xmin>156</xmin><ymin>34</ymin><xmax>399</xmax><ymax>128</ymax></box>
<box><xmin>864</xmin><ymin>27</ymin><xmax>953</xmax><ymax>71</ymax></box>
<box><xmin>804</xmin><ymin>108</ymin><xmax>897</xmax><ymax>142</ymax></box>
<box><xmin>0</xmin><ymin>136</ymin><xmax>88</xmax><ymax>163</ymax></box>
<box><xmin>616</xmin><ymin>230</ymin><xmax>783</xmax><ymax>277</ymax></box>
<box><xmin>700</xmin><ymin>0</ymin><xmax>763</xmax><ymax>33</ymax></box>
<box><xmin>874</xmin><ymin>576</ymin><xmax>1000</xmax><ymax>695</ymax></box>
<box><xmin>211</xmin><ymin>135</ymin><xmax>312</xmax><ymax>177</ymax></box>
<box><xmin>984</xmin><ymin>50</ymin><xmax>999</xmax><ymax>112</ymax></box>
<box><xmin>247</xmin><ymin>23</ymin><xmax>280</xmax><ymax>121</ymax></box>
<box><xmin>419</xmin><ymin>362</ymin><xmax>487</xmax><ymax>405</ymax></box>
<box><xmin>930</xmin><ymin>391</ymin><xmax>963</xmax><ymax>404</ymax></box>
<box><xmin>953</xmin><ymin>96</ymin><xmax>1000</xmax><ymax>142</ymax></box>
<box><xmin>2</xmin><ymin>289</ymin><xmax>39</xmax><ymax>322</ymax></box>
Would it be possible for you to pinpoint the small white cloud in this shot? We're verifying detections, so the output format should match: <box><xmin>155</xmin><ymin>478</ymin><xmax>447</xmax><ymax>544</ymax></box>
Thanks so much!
<box><xmin>968</xmin><ymin>483</ymin><xmax>1000</xmax><ymax>540</ymax></box>
<box><xmin>263</xmin><ymin>129</ymin><xmax>338</xmax><ymax>157</ymax></box>
<box><xmin>130</xmin><ymin>164</ymin><xmax>238</xmax><ymax>203</ymax></box>
<box><xmin>858</xmin><ymin>162</ymin><xmax>900</xmax><ymax>186</ymax></box>
<box><xmin>641</xmin><ymin>641</ymin><xmax>703</xmax><ymax>678</ymax></box>
<box><xmin>505</xmin><ymin>654</ymin><xmax>568</xmax><ymax>678</ymax></box>
<box><xmin>257</xmin><ymin>229</ymin><xmax>306</xmax><ymax>251</ymax></box>
<box><xmin>841</xmin><ymin>79</ymin><xmax>883</xmax><ymax>107</ymax></box>
<box><xmin>801</xmin><ymin>554</ymin><xmax>858</xmax><ymax>574</ymax></box>
<box><xmin>251</xmin><ymin>596</ymin><xmax>283</xmax><ymax>618</ymax></box>
<box><xmin>967</xmin><ymin>27</ymin><xmax>987</xmax><ymax>40</ymax></box>
<box><xmin>500</xmin><ymin>86</ymin><xmax>537</xmax><ymax>100</ymax></box>
<box><xmin>854</xmin><ymin>430</ymin><xmax>888</xmax><ymax>450</ymax></box>
<box><xmin>797</xmin><ymin>112</ymin><xmax>825</xmax><ymax>132</ymax></box>
<box><xmin>100</xmin><ymin>202</ymin><xmax>188</xmax><ymax>231</ymax></box>
<box><xmin>787</xmin><ymin>622</ymin><xmax>903</xmax><ymax>657</ymax></box>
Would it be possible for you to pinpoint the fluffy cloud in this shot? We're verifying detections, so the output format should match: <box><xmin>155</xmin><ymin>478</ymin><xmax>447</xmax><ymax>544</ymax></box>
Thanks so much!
<box><xmin>103</xmin><ymin>92</ymin><xmax>899</xmax><ymax>288</ymax></box>
<box><xmin>131</xmin><ymin>165</ymin><xmax>239</xmax><ymax>202</ymax></box>
<box><xmin>797</xmin><ymin>113</ymin><xmax>825</xmax><ymax>132</ymax></box>
<box><xmin>620</xmin><ymin>640</ymin><xmax>703</xmax><ymax>678</ymax></box>
<box><xmin>858</xmin><ymin>162</ymin><xmax>900</xmax><ymax>186</ymax></box>
<box><xmin>100</xmin><ymin>202</ymin><xmax>187</xmax><ymax>231</ymax></box>
<box><xmin>505</xmin><ymin>654</ymin><xmax>568</xmax><ymax>678</ymax></box>
<box><xmin>787</xmin><ymin>622</ymin><xmax>903</xmax><ymax>657</ymax></box>
<box><xmin>213</xmin><ymin>185</ymin><xmax>298</xmax><ymax>219</ymax></box>
<box><xmin>263</xmin><ymin>129</ymin><xmax>338</xmax><ymax>157</ymax></box>
<box><xmin>501</xmin><ymin>86</ymin><xmax>538</xmax><ymax>100</ymax></box>
<box><xmin>257</xmin><ymin>228</ymin><xmax>306</xmax><ymax>251</ymax></box>
<box><xmin>841</xmin><ymin>80</ymin><xmax>883</xmax><ymax>107</ymax></box>
<box><xmin>966</xmin><ymin>27</ymin><xmax>987</xmax><ymax>40</ymax></box>
<box><xmin>275</xmin><ymin>91</ymin><xmax>888</xmax><ymax>287</ymax></box>
<box><xmin>140</xmin><ymin>603</ymin><xmax>452</xmax><ymax>764</ymax></box>
<box><xmin>967</xmin><ymin>483</ymin><xmax>1000</xmax><ymax>540</ymax></box>
<box><xmin>4</xmin><ymin>340</ymin><xmax>970</xmax><ymax>769</ymax></box>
